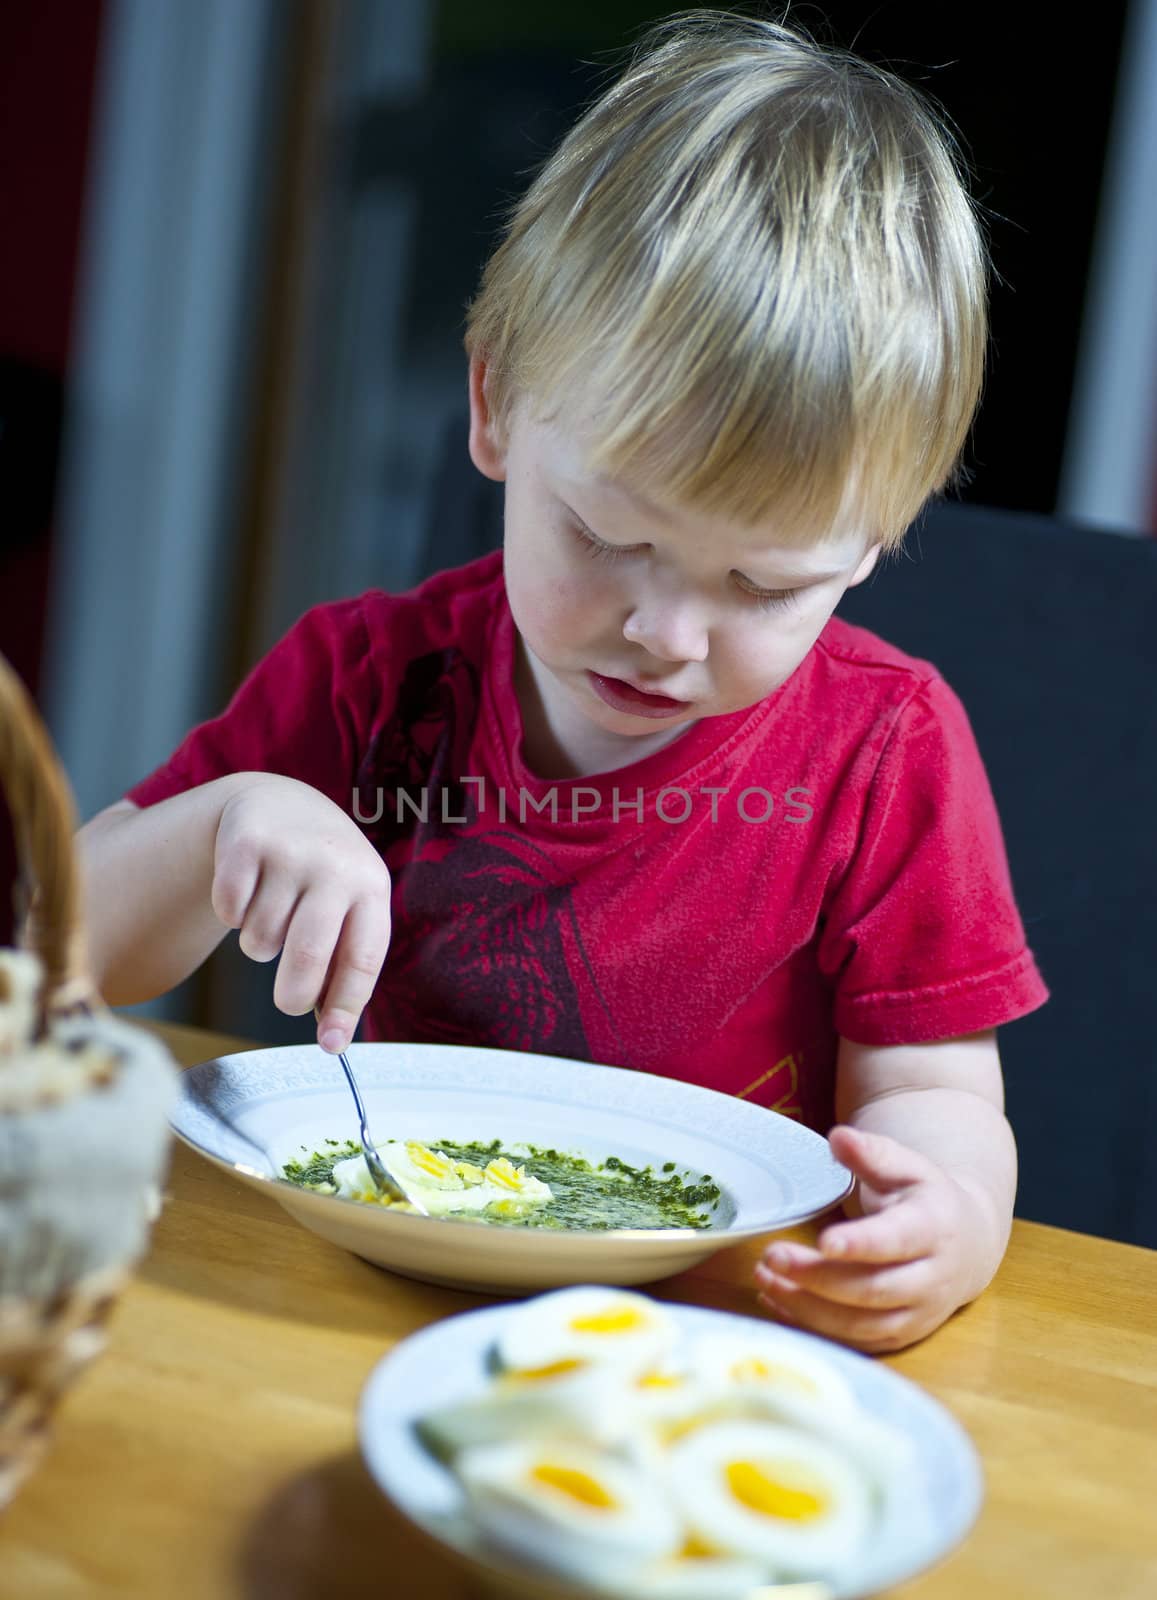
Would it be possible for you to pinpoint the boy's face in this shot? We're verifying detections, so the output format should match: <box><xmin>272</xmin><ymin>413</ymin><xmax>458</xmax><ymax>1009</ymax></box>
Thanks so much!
<box><xmin>469</xmin><ymin>359</ymin><xmax>881</xmax><ymax>775</ymax></box>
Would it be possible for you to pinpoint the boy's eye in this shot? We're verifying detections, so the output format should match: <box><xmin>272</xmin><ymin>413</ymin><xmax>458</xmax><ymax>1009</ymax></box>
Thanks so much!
<box><xmin>569</xmin><ymin>519</ymin><xmax>639</xmax><ymax>562</ymax></box>
<box><xmin>569</xmin><ymin>516</ymin><xmax>800</xmax><ymax>613</ymax></box>
<box><xmin>736</xmin><ymin>581</ymin><xmax>801</xmax><ymax>614</ymax></box>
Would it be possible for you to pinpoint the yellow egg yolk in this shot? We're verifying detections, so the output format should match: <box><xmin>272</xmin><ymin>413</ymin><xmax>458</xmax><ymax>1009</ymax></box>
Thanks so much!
<box><xmin>725</xmin><ymin>1459</ymin><xmax>828</xmax><ymax>1522</ymax></box>
<box><xmin>569</xmin><ymin>1306</ymin><xmax>647</xmax><ymax>1336</ymax></box>
<box><xmin>404</xmin><ymin>1142</ymin><xmax>457</xmax><ymax>1181</ymax></box>
<box><xmin>484</xmin><ymin>1157</ymin><xmax>528</xmax><ymax>1190</ymax></box>
<box><xmin>503</xmin><ymin>1358</ymin><xmax>586</xmax><ymax>1384</ymax></box>
<box><xmin>729</xmin><ymin>1358</ymin><xmax>820</xmax><ymax>1394</ymax></box>
<box><xmin>530</xmin><ymin>1463</ymin><xmax>618</xmax><ymax>1510</ymax></box>
<box><xmin>659</xmin><ymin>1411</ymin><xmax>719</xmax><ymax>1447</ymax></box>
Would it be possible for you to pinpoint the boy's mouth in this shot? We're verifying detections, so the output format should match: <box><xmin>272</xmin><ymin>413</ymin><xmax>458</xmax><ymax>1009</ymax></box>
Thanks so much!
<box><xmin>587</xmin><ymin>672</ymin><xmax>690</xmax><ymax>718</ymax></box>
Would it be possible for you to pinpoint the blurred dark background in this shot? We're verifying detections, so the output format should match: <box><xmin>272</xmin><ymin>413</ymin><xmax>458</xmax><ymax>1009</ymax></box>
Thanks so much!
<box><xmin>1</xmin><ymin>1</ymin><xmax>1149</xmax><ymax>705</ymax></box>
<box><xmin>2</xmin><ymin>1</ymin><xmax>1156</xmax><ymax>1241</ymax></box>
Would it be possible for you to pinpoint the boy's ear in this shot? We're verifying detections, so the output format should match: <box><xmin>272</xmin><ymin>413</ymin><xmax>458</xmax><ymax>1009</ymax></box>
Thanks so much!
<box><xmin>846</xmin><ymin>542</ymin><xmax>882</xmax><ymax>588</ymax></box>
<box><xmin>467</xmin><ymin>354</ymin><xmax>507</xmax><ymax>482</ymax></box>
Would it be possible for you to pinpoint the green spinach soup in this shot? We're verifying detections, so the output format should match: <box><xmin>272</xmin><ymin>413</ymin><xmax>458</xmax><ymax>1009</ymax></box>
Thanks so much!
<box><xmin>281</xmin><ymin>1136</ymin><xmax>722</xmax><ymax>1231</ymax></box>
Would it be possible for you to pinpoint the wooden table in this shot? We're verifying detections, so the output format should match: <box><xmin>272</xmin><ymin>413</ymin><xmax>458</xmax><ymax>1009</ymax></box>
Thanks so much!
<box><xmin>3</xmin><ymin>1022</ymin><xmax>1156</xmax><ymax>1599</ymax></box>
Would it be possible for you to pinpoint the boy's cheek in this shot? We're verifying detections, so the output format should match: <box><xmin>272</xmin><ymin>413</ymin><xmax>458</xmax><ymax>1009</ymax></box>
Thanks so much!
<box><xmin>514</xmin><ymin>580</ymin><xmax>577</xmax><ymax>642</ymax></box>
<box><xmin>516</xmin><ymin>570</ymin><xmax>614</xmax><ymax>644</ymax></box>
<box><xmin>546</xmin><ymin>573</ymin><xmax>588</xmax><ymax>615</ymax></box>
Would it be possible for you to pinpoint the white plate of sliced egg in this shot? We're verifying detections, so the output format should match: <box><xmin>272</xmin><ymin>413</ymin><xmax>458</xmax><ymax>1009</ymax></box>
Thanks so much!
<box><xmin>171</xmin><ymin>1042</ymin><xmax>853</xmax><ymax>1291</ymax></box>
<box><xmin>359</xmin><ymin>1288</ymin><xmax>982</xmax><ymax>1599</ymax></box>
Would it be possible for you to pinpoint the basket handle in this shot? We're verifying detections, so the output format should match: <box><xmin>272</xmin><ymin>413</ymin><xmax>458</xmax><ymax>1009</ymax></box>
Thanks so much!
<box><xmin>0</xmin><ymin>652</ymin><xmax>98</xmax><ymax>1019</ymax></box>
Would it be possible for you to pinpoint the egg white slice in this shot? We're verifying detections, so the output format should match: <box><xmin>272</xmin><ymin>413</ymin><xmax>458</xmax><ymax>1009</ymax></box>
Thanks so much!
<box><xmin>418</xmin><ymin>1359</ymin><xmax>629</xmax><ymax>1456</ymax></box>
<box><xmin>666</xmin><ymin>1419</ymin><xmax>873</xmax><ymax>1584</ymax></box>
<box><xmin>332</xmin><ymin>1146</ymin><xmax>555</xmax><ymax>1219</ymax></box>
<box><xmin>331</xmin><ymin>1152</ymin><xmax>491</xmax><ymax>1215</ymax></box>
<box><xmin>690</xmin><ymin>1330</ymin><xmax>915</xmax><ymax>1491</ymax></box>
<box><xmin>628</xmin><ymin>1361</ymin><xmax>720</xmax><ymax>1427</ymax></box>
<box><xmin>607</xmin><ymin>1360</ymin><xmax>730</xmax><ymax>1475</ymax></box>
<box><xmin>590</xmin><ymin>1551</ymin><xmax>772</xmax><ymax>1597</ymax></box>
<box><xmin>690</xmin><ymin>1332</ymin><xmax>861</xmax><ymax>1430</ymax></box>
<box><xmin>456</xmin><ymin>1437</ymin><xmax>683</xmax><ymax>1585</ymax></box>
<box><xmin>478</xmin><ymin>1155</ymin><xmax>553</xmax><ymax>1209</ymax></box>
<box><xmin>495</xmin><ymin>1286</ymin><xmax>678</xmax><ymax>1377</ymax></box>
<box><xmin>331</xmin><ymin>1155</ymin><xmax>401</xmax><ymax>1206</ymax></box>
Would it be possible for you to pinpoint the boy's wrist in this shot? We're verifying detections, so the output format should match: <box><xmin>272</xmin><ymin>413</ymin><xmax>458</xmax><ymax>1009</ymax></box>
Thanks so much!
<box><xmin>211</xmin><ymin>770</ymin><xmax>305</xmax><ymax>832</ymax></box>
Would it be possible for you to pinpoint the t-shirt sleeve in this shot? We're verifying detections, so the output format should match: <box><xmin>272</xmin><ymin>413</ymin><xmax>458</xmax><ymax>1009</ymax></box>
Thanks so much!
<box><xmin>817</xmin><ymin>674</ymin><xmax>1049</xmax><ymax>1045</ymax></box>
<box><xmin>125</xmin><ymin>598</ymin><xmax>374</xmax><ymax>812</ymax></box>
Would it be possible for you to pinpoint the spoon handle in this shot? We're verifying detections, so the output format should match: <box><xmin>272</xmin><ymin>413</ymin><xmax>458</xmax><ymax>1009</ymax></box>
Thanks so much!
<box><xmin>335</xmin><ymin>1047</ymin><xmax>407</xmax><ymax>1203</ymax></box>
<box><xmin>335</xmin><ymin>1046</ymin><xmax>371</xmax><ymax>1140</ymax></box>
<box><xmin>310</xmin><ymin>1007</ymin><xmax>414</xmax><ymax>1206</ymax></box>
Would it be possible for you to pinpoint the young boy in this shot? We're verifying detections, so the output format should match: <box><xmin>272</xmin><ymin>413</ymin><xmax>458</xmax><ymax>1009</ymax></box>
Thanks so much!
<box><xmin>78</xmin><ymin>12</ymin><xmax>1047</xmax><ymax>1352</ymax></box>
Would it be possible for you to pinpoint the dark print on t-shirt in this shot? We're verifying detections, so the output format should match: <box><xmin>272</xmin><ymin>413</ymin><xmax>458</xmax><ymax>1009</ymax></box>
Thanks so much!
<box><xmin>355</xmin><ymin>648</ymin><xmax>606</xmax><ymax>1060</ymax></box>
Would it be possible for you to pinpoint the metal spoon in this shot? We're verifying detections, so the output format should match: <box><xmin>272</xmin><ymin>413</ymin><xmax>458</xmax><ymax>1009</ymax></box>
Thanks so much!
<box><xmin>314</xmin><ymin>1011</ymin><xmax>428</xmax><ymax>1214</ymax></box>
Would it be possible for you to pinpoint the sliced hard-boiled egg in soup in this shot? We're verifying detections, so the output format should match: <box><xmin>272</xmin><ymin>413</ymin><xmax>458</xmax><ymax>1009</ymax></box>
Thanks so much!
<box><xmin>333</xmin><ymin>1142</ymin><xmax>555</xmax><ymax>1219</ymax></box>
<box><xmin>329</xmin><ymin>1154</ymin><xmax>409</xmax><ymax>1207</ymax></box>
<box><xmin>390</xmin><ymin>1140</ymin><xmax>465</xmax><ymax>1189</ymax></box>
<box><xmin>331</xmin><ymin>1151</ymin><xmax>490</xmax><ymax>1214</ymax></box>
<box><xmin>480</xmin><ymin>1155</ymin><xmax>552</xmax><ymax>1205</ymax></box>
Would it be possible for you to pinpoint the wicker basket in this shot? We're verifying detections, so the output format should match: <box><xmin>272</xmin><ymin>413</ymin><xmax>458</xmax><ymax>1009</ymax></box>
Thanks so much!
<box><xmin>0</xmin><ymin>652</ymin><xmax>179</xmax><ymax>1508</ymax></box>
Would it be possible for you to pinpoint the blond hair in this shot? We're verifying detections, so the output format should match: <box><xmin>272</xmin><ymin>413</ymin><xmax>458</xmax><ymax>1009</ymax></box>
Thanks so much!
<box><xmin>464</xmin><ymin>9</ymin><xmax>989</xmax><ymax>550</ymax></box>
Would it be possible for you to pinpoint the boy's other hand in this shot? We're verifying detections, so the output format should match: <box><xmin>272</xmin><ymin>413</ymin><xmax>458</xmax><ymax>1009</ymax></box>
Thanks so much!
<box><xmin>754</xmin><ymin>1124</ymin><xmax>997</xmax><ymax>1354</ymax></box>
<box><xmin>210</xmin><ymin>776</ymin><xmax>392</xmax><ymax>1054</ymax></box>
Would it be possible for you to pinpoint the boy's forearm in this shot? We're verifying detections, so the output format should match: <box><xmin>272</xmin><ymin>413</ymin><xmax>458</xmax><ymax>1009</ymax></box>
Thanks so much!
<box><xmin>76</xmin><ymin>773</ymin><xmax>259</xmax><ymax>1005</ymax></box>
<box><xmin>844</xmin><ymin>1087</ymin><xmax>1017</xmax><ymax>1291</ymax></box>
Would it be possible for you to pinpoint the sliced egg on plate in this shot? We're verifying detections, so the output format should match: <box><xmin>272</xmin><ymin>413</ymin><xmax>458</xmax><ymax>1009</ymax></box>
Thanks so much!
<box><xmin>611</xmin><ymin>1360</ymin><xmax>730</xmax><ymax>1473</ymax></box>
<box><xmin>418</xmin><ymin>1358</ymin><xmax>629</xmax><ymax>1456</ymax></box>
<box><xmin>690</xmin><ymin>1331</ymin><xmax>915</xmax><ymax>1488</ymax></box>
<box><xmin>666</xmin><ymin>1419</ymin><xmax>872</xmax><ymax>1584</ymax></box>
<box><xmin>598</xmin><ymin>1549</ymin><xmax>776</xmax><ymax>1598</ymax></box>
<box><xmin>690</xmin><ymin>1332</ymin><xmax>860</xmax><ymax>1431</ymax></box>
<box><xmin>629</xmin><ymin>1361</ymin><xmax>718</xmax><ymax>1427</ymax></box>
<box><xmin>456</xmin><ymin>1437</ymin><xmax>683</xmax><ymax>1585</ymax></box>
<box><xmin>495</xmin><ymin>1286</ymin><xmax>678</xmax><ymax>1377</ymax></box>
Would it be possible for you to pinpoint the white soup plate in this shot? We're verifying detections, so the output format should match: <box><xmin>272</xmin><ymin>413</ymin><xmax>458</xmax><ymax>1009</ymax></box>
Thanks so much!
<box><xmin>171</xmin><ymin>1042</ymin><xmax>853</xmax><ymax>1292</ymax></box>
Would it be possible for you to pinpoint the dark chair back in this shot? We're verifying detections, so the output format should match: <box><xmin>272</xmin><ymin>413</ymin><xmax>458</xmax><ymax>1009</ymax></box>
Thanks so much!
<box><xmin>838</xmin><ymin>502</ymin><xmax>1157</xmax><ymax>1249</ymax></box>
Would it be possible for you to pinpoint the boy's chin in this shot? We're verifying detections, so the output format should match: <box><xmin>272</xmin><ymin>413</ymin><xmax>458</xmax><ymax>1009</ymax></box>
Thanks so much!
<box><xmin>581</xmin><ymin>699</ymin><xmax>701</xmax><ymax>746</ymax></box>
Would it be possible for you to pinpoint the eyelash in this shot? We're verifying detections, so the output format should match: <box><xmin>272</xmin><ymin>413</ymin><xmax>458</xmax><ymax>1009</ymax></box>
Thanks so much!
<box><xmin>572</xmin><ymin>520</ymin><xmax>633</xmax><ymax>565</ymax></box>
<box><xmin>569</xmin><ymin>520</ymin><xmax>800</xmax><ymax>613</ymax></box>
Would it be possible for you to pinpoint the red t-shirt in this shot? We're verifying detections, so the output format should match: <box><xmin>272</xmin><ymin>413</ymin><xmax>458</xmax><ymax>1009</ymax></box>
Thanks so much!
<box><xmin>127</xmin><ymin>550</ymin><xmax>1047</xmax><ymax>1132</ymax></box>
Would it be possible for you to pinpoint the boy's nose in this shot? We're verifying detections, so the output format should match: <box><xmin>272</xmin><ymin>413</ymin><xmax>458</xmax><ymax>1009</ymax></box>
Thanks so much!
<box><xmin>622</xmin><ymin>598</ymin><xmax>710</xmax><ymax>663</ymax></box>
